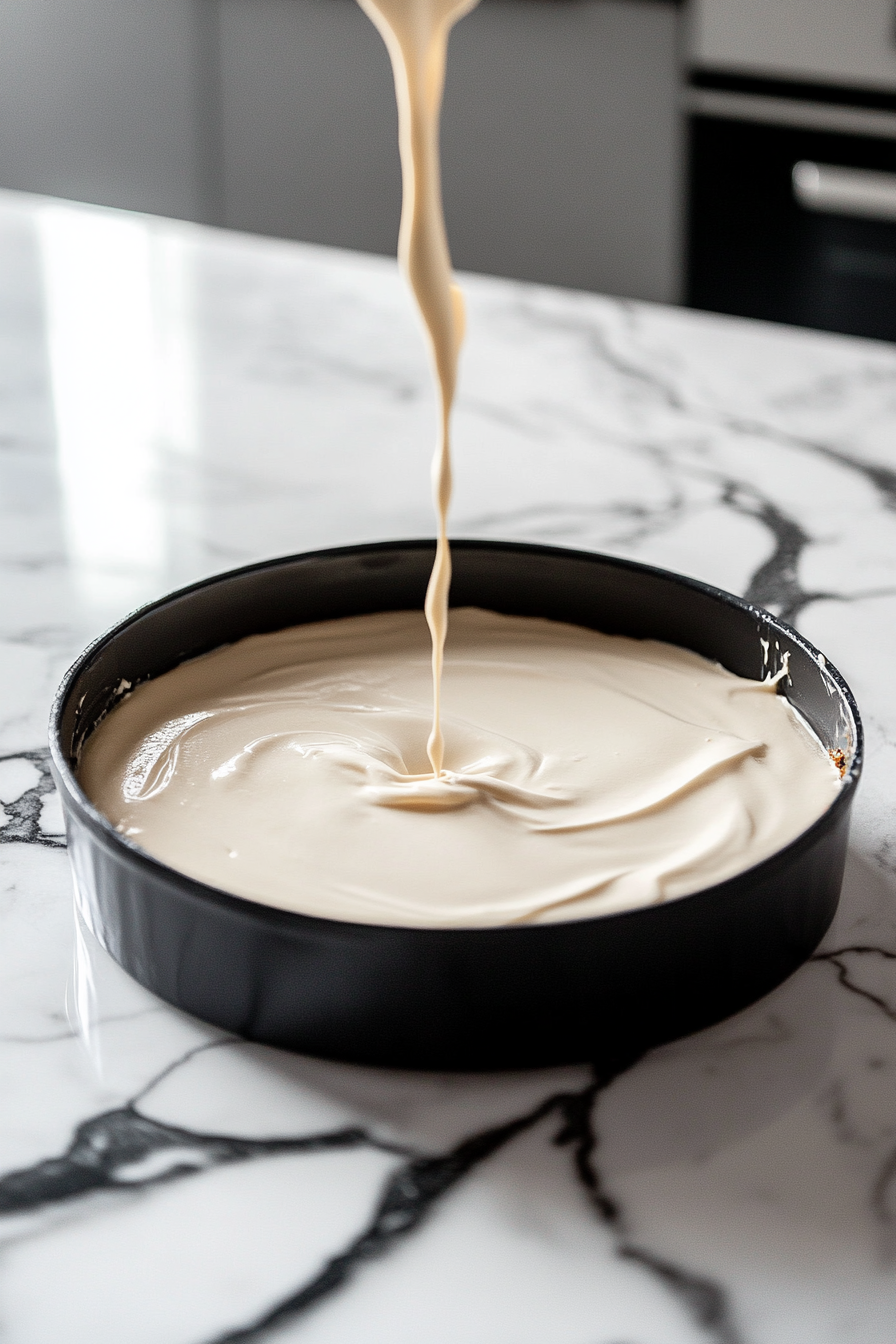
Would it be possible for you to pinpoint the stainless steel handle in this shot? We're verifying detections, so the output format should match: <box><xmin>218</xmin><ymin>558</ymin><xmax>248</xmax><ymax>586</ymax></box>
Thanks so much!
<box><xmin>793</xmin><ymin>160</ymin><xmax>896</xmax><ymax>222</ymax></box>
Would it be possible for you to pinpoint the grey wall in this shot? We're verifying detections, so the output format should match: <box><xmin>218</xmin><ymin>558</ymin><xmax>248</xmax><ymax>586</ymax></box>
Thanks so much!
<box><xmin>0</xmin><ymin>0</ymin><xmax>683</xmax><ymax>302</ymax></box>
<box><xmin>0</xmin><ymin>0</ymin><xmax>216</xmax><ymax>222</ymax></box>
<box><xmin>442</xmin><ymin>0</ymin><xmax>682</xmax><ymax>299</ymax></box>
<box><xmin>218</xmin><ymin>0</ymin><xmax>401</xmax><ymax>255</ymax></box>
<box><xmin>219</xmin><ymin>0</ymin><xmax>683</xmax><ymax>301</ymax></box>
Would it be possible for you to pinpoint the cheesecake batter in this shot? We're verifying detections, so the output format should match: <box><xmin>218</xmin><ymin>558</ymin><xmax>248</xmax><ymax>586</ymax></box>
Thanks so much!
<box><xmin>79</xmin><ymin>608</ymin><xmax>841</xmax><ymax>928</ymax></box>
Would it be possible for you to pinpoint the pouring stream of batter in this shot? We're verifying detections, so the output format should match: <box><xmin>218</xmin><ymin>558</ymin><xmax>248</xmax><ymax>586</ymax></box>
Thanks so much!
<box><xmin>356</xmin><ymin>0</ymin><xmax>478</xmax><ymax>776</ymax></box>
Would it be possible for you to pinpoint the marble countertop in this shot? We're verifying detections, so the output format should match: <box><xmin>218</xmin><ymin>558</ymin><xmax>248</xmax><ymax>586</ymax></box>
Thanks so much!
<box><xmin>2</xmin><ymin>188</ymin><xmax>896</xmax><ymax>1344</ymax></box>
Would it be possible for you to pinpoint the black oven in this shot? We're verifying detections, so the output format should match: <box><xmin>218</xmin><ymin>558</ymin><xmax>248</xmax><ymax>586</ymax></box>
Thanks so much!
<box><xmin>685</xmin><ymin>74</ymin><xmax>896</xmax><ymax>343</ymax></box>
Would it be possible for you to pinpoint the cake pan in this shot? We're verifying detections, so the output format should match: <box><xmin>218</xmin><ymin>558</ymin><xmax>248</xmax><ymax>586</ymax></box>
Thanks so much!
<box><xmin>50</xmin><ymin>541</ymin><xmax>862</xmax><ymax>1070</ymax></box>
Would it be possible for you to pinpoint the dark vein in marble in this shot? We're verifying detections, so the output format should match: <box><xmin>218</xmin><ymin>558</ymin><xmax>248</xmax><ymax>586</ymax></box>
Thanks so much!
<box><xmin>720</xmin><ymin>483</ymin><xmax>824</xmax><ymax>622</ymax></box>
<box><xmin>812</xmin><ymin>946</ymin><xmax>896</xmax><ymax>1022</ymax></box>
<box><xmin>0</xmin><ymin>748</ymin><xmax>65</xmax><ymax>848</ymax></box>
<box><xmin>460</xmin><ymin>464</ymin><xmax>690</xmax><ymax>553</ymax></box>
<box><xmin>455</xmin><ymin>394</ymin><xmax>547</xmax><ymax>440</ymax></box>
<box><xmin>206</xmin><ymin>1061</ymin><xmax>633</xmax><ymax>1344</ymax></box>
<box><xmin>710</xmin><ymin>468</ymin><xmax>896</xmax><ymax>621</ymax></box>
<box><xmin>515</xmin><ymin>299</ymin><xmax>687</xmax><ymax>416</ymax></box>
<box><xmin>559</xmin><ymin>302</ymin><xmax>896</xmax><ymax>522</ymax></box>
<box><xmin>0</xmin><ymin>1038</ymin><xmax>413</xmax><ymax>1219</ymax></box>
<box><xmin>515</xmin><ymin>300</ymin><xmax>896</xmax><ymax>622</ymax></box>
<box><xmin>819</xmin><ymin>1081</ymin><xmax>868</xmax><ymax>1151</ymax></box>
<box><xmin>649</xmin><ymin>454</ymin><xmax>896</xmax><ymax>624</ymax></box>
<box><xmin>623</xmin><ymin>1249</ymin><xmax>741</xmax><ymax>1344</ymax></box>
<box><xmin>208</xmin><ymin>1046</ymin><xmax>741</xmax><ymax>1344</ymax></box>
<box><xmin>0</xmin><ymin>1018</ymin><xmax>742</xmax><ymax>1343</ymax></box>
<box><xmin>459</xmin><ymin>392</ymin><xmax>847</xmax><ymax>624</ymax></box>
<box><xmin>628</xmin><ymin>451</ymin><xmax>841</xmax><ymax>625</ymax></box>
<box><xmin>461</xmin><ymin>501</ymin><xmax>688</xmax><ymax>551</ymax></box>
<box><xmin>645</xmin><ymin>445</ymin><xmax>896</xmax><ymax>623</ymax></box>
<box><xmin>208</xmin><ymin>1096</ymin><xmax>583</xmax><ymax>1342</ymax></box>
<box><xmin>250</xmin><ymin>338</ymin><xmax>420</xmax><ymax>403</ymax></box>
<box><xmin>567</xmin><ymin>1070</ymin><xmax>743</xmax><ymax>1344</ymax></box>
<box><xmin>814</xmin><ymin>946</ymin><xmax>896</xmax><ymax>1236</ymax></box>
<box><xmin>721</xmin><ymin>413</ymin><xmax>896</xmax><ymax>515</ymax></box>
<box><xmin>466</xmin><ymin>451</ymin><xmax>831</xmax><ymax>625</ymax></box>
<box><xmin>3</xmin><ymin>625</ymin><xmax>74</xmax><ymax>649</ymax></box>
<box><xmin>873</xmin><ymin>1145</ymin><xmax>896</xmax><ymax>1228</ymax></box>
<box><xmin>688</xmin><ymin>425</ymin><xmax>896</xmax><ymax>619</ymax></box>
<box><xmin>0</xmin><ymin>1109</ymin><xmax>410</xmax><ymax>1216</ymax></box>
<box><xmin>0</xmin><ymin>555</ymin><xmax>69</xmax><ymax>573</ymax></box>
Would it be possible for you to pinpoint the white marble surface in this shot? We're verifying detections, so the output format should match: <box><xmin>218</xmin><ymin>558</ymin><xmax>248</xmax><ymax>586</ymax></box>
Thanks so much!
<box><xmin>2</xmin><ymin>188</ymin><xmax>896</xmax><ymax>1343</ymax></box>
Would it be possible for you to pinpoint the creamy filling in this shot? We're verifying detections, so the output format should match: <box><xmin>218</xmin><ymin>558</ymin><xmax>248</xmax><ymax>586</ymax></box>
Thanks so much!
<box><xmin>79</xmin><ymin>608</ymin><xmax>842</xmax><ymax>928</ymax></box>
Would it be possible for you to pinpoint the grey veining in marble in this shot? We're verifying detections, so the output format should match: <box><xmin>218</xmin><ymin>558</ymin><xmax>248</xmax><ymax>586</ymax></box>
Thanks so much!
<box><xmin>2</xmin><ymin>188</ymin><xmax>896</xmax><ymax>1343</ymax></box>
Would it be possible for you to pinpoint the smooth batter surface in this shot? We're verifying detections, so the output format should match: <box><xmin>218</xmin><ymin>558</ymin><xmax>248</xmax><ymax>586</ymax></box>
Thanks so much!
<box><xmin>80</xmin><ymin>609</ymin><xmax>841</xmax><ymax>928</ymax></box>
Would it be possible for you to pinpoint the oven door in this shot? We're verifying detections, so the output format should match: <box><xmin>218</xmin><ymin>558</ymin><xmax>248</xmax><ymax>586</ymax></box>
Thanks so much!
<box><xmin>686</xmin><ymin>114</ymin><xmax>896</xmax><ymax>343</ymax></box>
